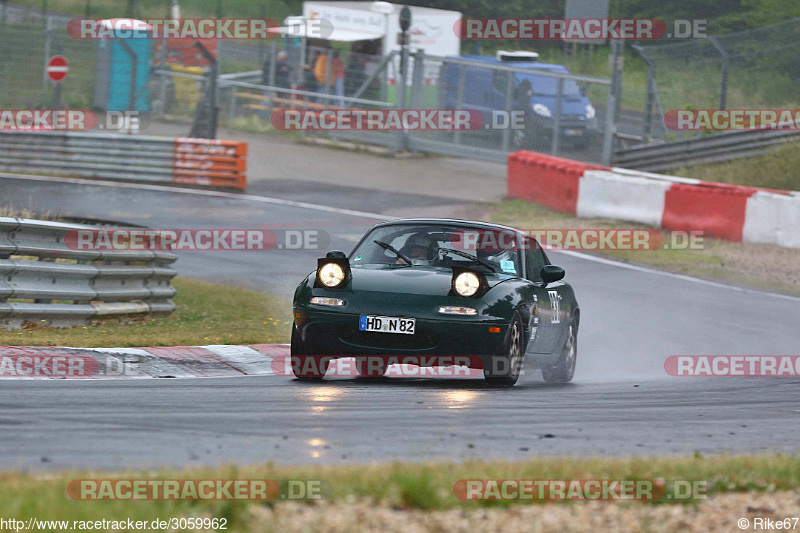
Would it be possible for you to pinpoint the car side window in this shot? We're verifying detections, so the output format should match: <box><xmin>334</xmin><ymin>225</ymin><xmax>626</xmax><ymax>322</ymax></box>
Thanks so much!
<box><xmin>524</xmin><ymin>239</ymin><xmax>546</xmax><ymax>282</ymax></box>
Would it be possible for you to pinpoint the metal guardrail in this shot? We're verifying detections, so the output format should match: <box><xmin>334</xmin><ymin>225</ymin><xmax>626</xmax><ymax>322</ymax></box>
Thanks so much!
<box><xmin>612</xmin><ymin>126</ymin><xmax>800</xmax><ymax>172</ymax></box>
<box><xmin>0</xmin><ymin>131</ymin><xmax>248</xmax><ymax>189</ymax></box>
<box><xmin>0</xmin><ymin>217</ymin><xmax>177</xmax><ymax>328</ymax></box>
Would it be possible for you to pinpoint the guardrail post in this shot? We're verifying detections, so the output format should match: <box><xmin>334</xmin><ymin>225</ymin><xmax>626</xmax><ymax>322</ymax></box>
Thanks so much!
<box><xmin>42</xmin><ymin>15</ymin><xmax>51</xmax><ymax>99</ymax></box>
<box><xmin>227</xmin><ymin>85</ymin><xmax>236</xmax><ymax>134</ymax></box>
<box><xmin>709</xmin><ymin>36</ymin><xmax>729</xmax><ymax>111</ymax></box>
<box><xmin>633</xmin><ymin>44</ymin><xmax>656</xmax><ymax>141</ymax></box>
<box><xmin>393</xmin><ymin>45</ymin><xmax>409</xmax><ymax>153</ymax></box>
<box><xmin>551</xmin><ymin>78</ymin><xmax>563</xmax><ymax>156</ymax></box>
<box><xmin>156</xmin><ymin>35</ymin><xmax>169</xmax><ymax>116</ymax></box>
<box><xmin>189</xmin><ymin>42</ymin><xmax>218</xmax><ymax>139</ymax></box>
<box><xmin>501</xmin><ymin>68</ymin><xmax>513</xmax><ymax>153</ymax></box>
<box><xmin>453</xmin><ymin>64</ymin><xmax>465</xmax><ymax>146</ymax></box>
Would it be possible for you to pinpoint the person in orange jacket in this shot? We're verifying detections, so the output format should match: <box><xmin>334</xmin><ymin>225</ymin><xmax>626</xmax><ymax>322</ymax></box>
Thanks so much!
<box><xmin>332</xmin><ymin>51</ymin><xmax>346</xmax><ymax>107</ymax></box>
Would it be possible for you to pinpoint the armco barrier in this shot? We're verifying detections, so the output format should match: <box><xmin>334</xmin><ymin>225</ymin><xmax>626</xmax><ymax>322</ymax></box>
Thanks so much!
<box><xmin>0</xmin><ymin>131</ymin><xmax>247</xmax><ymax>189</ymax></box>
<box><xmin>0</xmin><ymin>217</ymin><xmax>178</xmax><ymax>328</ymax></box>
<box><xmin>509</xmin><ymin>150</ymin><xmax>800</xmax><ymax>249</ymax></box>
<box><xmin>507</xmin><ymin>152</ymin><xmax>610</xmax><ymax>214</ymax></box>
<box><xmin>613</xmin><ymin>124</ymin><xmax>800</xmax><ymax>172</ymax></box>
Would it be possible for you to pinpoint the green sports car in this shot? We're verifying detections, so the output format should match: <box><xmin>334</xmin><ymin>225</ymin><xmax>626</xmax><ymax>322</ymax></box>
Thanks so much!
<box><xmin>291</xmin><ymin>219</ymin><xmax>580</xmax><ymax>387</ymax></box>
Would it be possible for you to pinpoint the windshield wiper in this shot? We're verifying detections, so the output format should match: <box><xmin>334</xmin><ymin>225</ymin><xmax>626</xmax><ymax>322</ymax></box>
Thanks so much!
<box><xmin>438</xmin><ymin>248</ymin><xmax>497</xmax><ymax>273</ymax></box>
<box><xmin>374</xmin><ymin>240</ymin><xmax>413</xmax><ymax>266</ymax></box>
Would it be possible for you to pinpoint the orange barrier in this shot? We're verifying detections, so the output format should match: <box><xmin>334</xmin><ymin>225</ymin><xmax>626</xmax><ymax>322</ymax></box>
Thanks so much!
<box><xmin>173</xmin><ymin>138</ymin><xmax>248</xmax><ymax>190</ymax></box>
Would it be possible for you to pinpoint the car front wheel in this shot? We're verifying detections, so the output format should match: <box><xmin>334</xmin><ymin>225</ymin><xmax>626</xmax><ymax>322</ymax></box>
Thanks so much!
<box><xmin>484</xmin><ymin>315</ymin><xmax>524</xmax><ymax>387</ymax></box>
<box><xmin>290</xmin><ymin>325</ymin><xmax>330</xmax><ymax>380</ymax></box>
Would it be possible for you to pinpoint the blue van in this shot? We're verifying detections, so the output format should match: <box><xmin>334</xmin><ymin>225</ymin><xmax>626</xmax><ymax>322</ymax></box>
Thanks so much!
<box><xmin>439</xmin><ymin>52</ymin><xmax>598</xmax><ymax>149</ymax></box>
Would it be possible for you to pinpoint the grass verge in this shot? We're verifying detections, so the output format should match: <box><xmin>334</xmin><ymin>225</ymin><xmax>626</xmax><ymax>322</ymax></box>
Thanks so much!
<box><xmin>0</xmin><ymin>277</ymin><xmax>292</xmax><ymax>347</ymax></box>
<box><xmin>674</xmin><ymin>142</ymin><xmax>800</xmax><ymax>191</ymax></box>
<box><xmin>491</xmin><ymin>199</ymin><xmax>800</xmax><ymax>297</ymax></box>
<box><xmin>0</xmin><ymin>455</ymin><xmax>797</xmax><ymax>530</ymax></box>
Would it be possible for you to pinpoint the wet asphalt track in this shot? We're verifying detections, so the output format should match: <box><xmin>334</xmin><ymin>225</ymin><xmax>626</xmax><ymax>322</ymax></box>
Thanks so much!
<box><xmin>1</xmin><ymin>174</ymin><xmax>799</xmax><ymax>471</ymax></box>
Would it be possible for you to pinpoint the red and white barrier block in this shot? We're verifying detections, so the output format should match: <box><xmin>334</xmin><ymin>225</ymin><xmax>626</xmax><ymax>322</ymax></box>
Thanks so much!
<box><xmin>508</xmin><ymin>151</ymin><xmax>800</xmax><ymax>248</ymax></box>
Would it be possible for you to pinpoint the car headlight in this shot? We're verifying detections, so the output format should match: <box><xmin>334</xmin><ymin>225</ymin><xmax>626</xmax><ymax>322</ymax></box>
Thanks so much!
<box><xmin>585</xmin><ymin>104</ymin><xmax>595</xmax><ymax>119</ymax></box>
<box><xmin>532</xmin><ymin>103</ymin><xmax>551</xmax><ymax>118</ymax></box>
<box><xmin>318</xmin><ymin>262</ymin><xmax>345</xmax><ymax>287</ymax></box>
<box><xmin>454</xmin><ymin>271</ymin><xmax>480</xmax><ymax>297</ymax></box>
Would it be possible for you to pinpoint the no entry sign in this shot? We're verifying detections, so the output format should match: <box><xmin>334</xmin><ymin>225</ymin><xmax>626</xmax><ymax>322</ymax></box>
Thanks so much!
<box><xmin>46</xmin><ymin>55</ymin><xmax>69</xmax><ymax>82</ymax></box>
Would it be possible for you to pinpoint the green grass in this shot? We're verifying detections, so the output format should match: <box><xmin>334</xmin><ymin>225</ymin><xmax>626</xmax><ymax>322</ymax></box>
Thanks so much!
<box><xmin>0</xmin><ymin>455</ymin><xmax>797</xmax><ymax>529</ymax></box>
<box><xmin>674</xmin><ymin>142</ymin><xmax>800</xmax><ymax>191</ymax></box>
<box><xmin>491</xmin><ymin>199</ymin><xmax>800</xmax><ymax>297</ymax></box>
<box><xmin>0</xmin><ymin>277</ymin><xmax>292</xmax><ymax>346</ymax></box>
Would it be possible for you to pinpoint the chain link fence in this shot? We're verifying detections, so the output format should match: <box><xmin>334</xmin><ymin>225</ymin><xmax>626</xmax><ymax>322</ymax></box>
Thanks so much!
<box><xmin>629</xmin><ymin>18</ymin><xmax>800</xmax><ymax>141</ymax></box>
<box><xmin>0</xmin><ymin>13</ymin><xmax>96</xmax><ymax>109</ymax></box>
<box><xmin>0</xmin><ymin>7</ymin><xmax>615</xmax><ymax>164</ymax></box>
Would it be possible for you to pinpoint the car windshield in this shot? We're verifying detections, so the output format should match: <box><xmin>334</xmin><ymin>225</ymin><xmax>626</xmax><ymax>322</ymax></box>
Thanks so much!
<box><xmin>517</xmin><ymin>72</ymin><xmax>583</xmax><ymax>97</ymax></box>
<box><xmin>350</xmin><ymin>224</ymin><xmax>522</xmax><ymax>276</ymax></box>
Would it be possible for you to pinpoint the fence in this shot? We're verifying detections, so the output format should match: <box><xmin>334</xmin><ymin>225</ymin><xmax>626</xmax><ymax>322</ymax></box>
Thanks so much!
<box><xmin>628</xmin><ymin>18</ymin><xmax>800</xmax><ymax>142</ymax></box>
<box><xmin>0</xmin><ymin>131</ymin><xmax>248</xmax><ymax>189</ymax></box>
<box><xmin>194</xmin><ymin>44</ymin><xmax>615</xmax><ymax>164</ymax></box>
<box><xmin>0</xmin><ymin>216</ymin><xmax>178</xmax><ymax>328</ymax></box>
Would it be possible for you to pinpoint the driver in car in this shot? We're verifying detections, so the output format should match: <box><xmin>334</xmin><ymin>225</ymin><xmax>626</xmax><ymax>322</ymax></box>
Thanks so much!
<box><xmin>397</xmin><ymin>232</ymin><xmax>437</xmax><ymax>265</ymax></box>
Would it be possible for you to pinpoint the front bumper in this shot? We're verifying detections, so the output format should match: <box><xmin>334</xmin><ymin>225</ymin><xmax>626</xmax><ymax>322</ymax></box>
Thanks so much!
<box><xmin>296</xmin><ymin>309</ymin><xmax>508</xmax><ymax>363</ymax></box>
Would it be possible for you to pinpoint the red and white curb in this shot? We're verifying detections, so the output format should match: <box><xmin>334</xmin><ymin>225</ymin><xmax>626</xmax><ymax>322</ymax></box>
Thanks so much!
<box><xmin>0</xmin><ymin>344</ymin><xmax>288</xmax><ymax>380</ymax></box>
<box><xmin>0</xmin><ymin>345</ymin><xmax>488</xmax><ymax>380</ymax></box>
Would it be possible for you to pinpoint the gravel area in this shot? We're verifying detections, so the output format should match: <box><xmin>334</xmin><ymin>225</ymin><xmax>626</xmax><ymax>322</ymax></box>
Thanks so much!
<box><xmin>248</xmin><ymin>492</ymin><xmax>800</xmax><ymax>532</ymax></box>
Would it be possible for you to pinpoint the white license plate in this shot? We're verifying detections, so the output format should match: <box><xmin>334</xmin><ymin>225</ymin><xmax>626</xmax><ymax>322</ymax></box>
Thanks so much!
<box><xmin>359</xmin><ymin>315</ymin><xmax>415</xmax><ymax>335</ymax></box>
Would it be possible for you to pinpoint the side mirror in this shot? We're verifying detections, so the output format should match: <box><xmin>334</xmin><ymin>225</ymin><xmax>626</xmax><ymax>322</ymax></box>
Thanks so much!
<box><xmin>540</xmin><ymin>265</ymin><xmax>565</xmax><ymax>284</ymax></box>
<box><xmin>326</xmin><ymin>250</ymin><xmax>347</xmax><ymax>259</ymax></box>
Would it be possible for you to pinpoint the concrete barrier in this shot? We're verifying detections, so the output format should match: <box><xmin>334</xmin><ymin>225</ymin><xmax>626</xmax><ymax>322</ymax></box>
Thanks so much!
<box><xmin>508</xmin><ymin>150</ymin><xmax>800</xmax><ymax>249</ymax></box>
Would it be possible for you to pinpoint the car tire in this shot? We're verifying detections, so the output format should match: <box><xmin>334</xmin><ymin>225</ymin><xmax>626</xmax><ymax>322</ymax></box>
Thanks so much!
<box><xmin>484</xmin><ymin>314</ymin><xmax>524</xmax><ymax>387</ymax></box>
<box><xmin>541</xmin><ymin>319</ymin><xmax>577</xmax><ymax>383</ymax></box>
<box><xmin>355</xmin><ymin>357</ymin><xmax>388</xmax><ymax>377</ymax></box>
<box><xmin>290</xmin><ymin>325</ymin><xmax>330</xmax><ymax>380</ymax></box>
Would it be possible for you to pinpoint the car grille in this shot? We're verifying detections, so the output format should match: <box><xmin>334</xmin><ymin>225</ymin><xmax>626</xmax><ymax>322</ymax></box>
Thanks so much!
<box><xmin>339</xmin><ymin>328</ymin><xmax>439</xmax><ymax>350</ymax></box>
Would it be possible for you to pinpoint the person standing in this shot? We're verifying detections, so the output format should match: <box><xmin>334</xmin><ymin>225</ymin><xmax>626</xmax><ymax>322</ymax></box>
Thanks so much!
<box><xmin>332</xmin><ymin>51</ymin><xmax>346</xmax><ymax>107</ymax></box>
<box><xmin>313</xmin><ymin>51</ymin><xmax>329</xmax><ymax>98</ymax></box>
<box><xmin>274</xmin><ymin>50</ymin><xmax>291</xmax><ymax>90</ymax></box>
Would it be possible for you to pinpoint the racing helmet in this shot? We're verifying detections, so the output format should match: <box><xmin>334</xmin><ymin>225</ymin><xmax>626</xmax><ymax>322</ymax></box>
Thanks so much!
<box><xmin>400</xmin><ymin>231</ymin><xmax>437</xmax><ymax>262</ymax></box>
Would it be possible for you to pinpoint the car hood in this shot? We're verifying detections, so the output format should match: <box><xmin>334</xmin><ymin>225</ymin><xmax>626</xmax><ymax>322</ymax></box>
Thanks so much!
<box><xmin>348</xmin><ymin>266</ymin><xmax>510</xmax><ymax>295</ymax></box>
